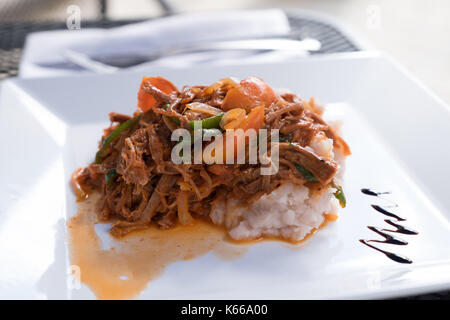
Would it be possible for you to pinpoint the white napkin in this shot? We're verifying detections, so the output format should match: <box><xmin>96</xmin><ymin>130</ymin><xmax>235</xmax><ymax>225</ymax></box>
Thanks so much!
<box><xmin>20</xmin><ymin>9</ymin><xmax>291</xmax><ymax>78</ymax></box>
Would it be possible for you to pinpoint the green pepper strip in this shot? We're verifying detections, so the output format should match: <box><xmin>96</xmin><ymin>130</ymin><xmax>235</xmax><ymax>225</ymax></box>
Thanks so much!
<box><xmin>175</xmin><ymin>128</ymin><xmax>222</xmax><ymax>158</ymax></box>
<box><xmin>189</xmin><ymin>113</ymin><xmax>224</xmax><ymax>130</ymax></box>
<box><xmin>178</xmin><ymin>128</ymin><xmax>221</xmax><ymax>148</ymax></box>
<box><xmin>168</xmin><ymin>117</ymin><xmax>180</xmax><ymax>125</ymax></box>
<box><xmin>294</xmin><ymin>164</ymin><xmax>318</xmax><ymax>182</ymax></box>
<box><xmin>105</xmin><ymin>168</ymin><xmax>118</xmax><ymax>187</ymax></box>
<box><xmin>331</xmin><ymin>181</ymin><xmax>346</xmax><ymax>208</ymax></box>
<box><xmin>95</xmin><ymin>115</ymin><xmax>141</xmax><ymax>164</ymax></box>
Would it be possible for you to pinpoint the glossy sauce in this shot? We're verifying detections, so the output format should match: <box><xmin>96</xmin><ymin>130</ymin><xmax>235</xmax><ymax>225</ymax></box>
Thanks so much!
<box><xmin>359</xmin><ymin>240</ymin><xmax>412</xmax><ymax>264</ymax></box>
<box><xmin>361</xmin><ymin>188</ymin><xmax>391</xmax><ymax>197</ymax></box>
<box><xmin>370</xmin><ymin>205</ymin><xmax>405</xmax><ymax>221</ymax></box>
<box><xmin>68</xmin><ymin>193</ymin><xmax>337</xmax><ymax>299</ymax></box>
<box><xmin>360</xmin><ymin>189</ymin><xmax>418</xmax><ymax>264</ymax></box>
<box><xmin>68</xmin><ymin>193</ymin><xmax>247</xmax><ymax>299</ymax></box>
<box><xmin>366</xmin><ymin>226</ymin><xmax>408</xmax><ymax>245</ymax></box>
<box><xmin>383</xmin><ymin>219</ymin><xmax>418</xmax><ymax>235</ymax></box>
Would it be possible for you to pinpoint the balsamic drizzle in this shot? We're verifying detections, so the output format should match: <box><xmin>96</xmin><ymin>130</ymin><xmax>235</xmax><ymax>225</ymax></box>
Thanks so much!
<box><xmin>361</xmin><ymin>188</ymin><xmax>391</xmax><ymax>197</ymax></box>
<box><xmin>366</xmin><ymin>226</ymin><xmax>408</xmax><ymax>245</ymax></box>
<box><xmin>359</xmin><ymin>240</ymin><xmax>413</xmax><ymax>264</ymax></box>
<box><xmin>383</xmin><ymin>219</ymin><xmax>419</xmax><ymax>235</ymax></box>
<box><xmin>371</xmin><ymin>205</ymin><xmax>405</xmax><ymax>221</ymax></box>
<box><xmin>361</xmin><ymin>189</ymin><xmax>400</xmax><ymax>208</ymax></box>
<box><xmin>360</xmin><ymin>189</ymin><xmax>418</xmax><ymax>264</ymax></box>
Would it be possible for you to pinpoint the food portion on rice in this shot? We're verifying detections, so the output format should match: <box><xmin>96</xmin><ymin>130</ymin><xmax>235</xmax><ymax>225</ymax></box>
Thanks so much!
<box><xmin>71</xmin><ymin>76</ymin><xmax>350</xmax><ymax>242</ymax></box>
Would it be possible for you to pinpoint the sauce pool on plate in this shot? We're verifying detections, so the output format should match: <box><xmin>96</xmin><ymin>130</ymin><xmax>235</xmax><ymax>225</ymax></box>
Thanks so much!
<box><xmin>67</xmin><ymin>193</ymin><xmax>247</xmax><ymax>299</ymax></box>
<box><xmin>68</xmin><ymin>193</ymin><xmax>338</xmax><ymax>299</ymax></box>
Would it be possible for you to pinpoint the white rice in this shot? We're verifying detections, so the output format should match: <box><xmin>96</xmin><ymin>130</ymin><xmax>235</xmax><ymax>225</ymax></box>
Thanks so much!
<box><xmin>209</xmin><ymin>131</ymin><xmax>343</xmax><ymax>242</ymax></box>
<box><xmin>210</xmin><ymin>183</ymin><xmax>339</xmax><ymax>241</ymax></box>
<box><xmin>310</xmin><ymin>132</ymin><xmax>334</xmax><ymax>160</ymax></box>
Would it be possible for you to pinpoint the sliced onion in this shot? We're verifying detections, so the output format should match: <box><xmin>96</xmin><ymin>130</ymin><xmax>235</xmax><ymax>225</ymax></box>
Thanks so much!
<box><xmin>186</xmin><ymin>102</ymin><xmax>222</xmax><ymax>116</ymax></box>
<box><xmin>220</xmin><ymin>108</ymin><xmax>246</xmax><ymax>130</ymax></box>
<box><xmin>201</xmin><ymin>77</ymin><xmax>239</xmax><ymax>96</ymax></box>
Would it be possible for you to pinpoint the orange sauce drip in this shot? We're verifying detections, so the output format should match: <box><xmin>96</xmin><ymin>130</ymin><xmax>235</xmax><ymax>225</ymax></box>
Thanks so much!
<box><xmin>68</xmin><ymin>193</ymin><xmax>337</xmax><ymax>299</ymax></box>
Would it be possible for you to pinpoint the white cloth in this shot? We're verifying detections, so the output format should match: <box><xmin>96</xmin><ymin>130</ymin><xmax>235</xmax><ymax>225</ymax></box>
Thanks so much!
<box><xmin>19</xmin><ymin>9</ymin><xmax>292</xmax><ymax>78</ymax></box>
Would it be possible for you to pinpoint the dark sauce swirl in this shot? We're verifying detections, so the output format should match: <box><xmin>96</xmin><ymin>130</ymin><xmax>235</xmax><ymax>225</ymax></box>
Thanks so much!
<box><xmin>383</xmin><ymin>219</ymin><xmax>418</xmax><ymax>235</ymax></box>
<box><xmin>366</xmin><ymin>226</ymin><xmax>408</xmax><ymax>245</ymax></box>
<box><xmin>371</xmin><ymin>205</ymin><xmax>405</xmax><ymax>221</ymax></box>
<box><xmin>361</xmin><ymin>188</ymin><xmax>391</xmax><ymax>197</ymax></box>
<box><xmin>360</xmin><ymin>189</ymin><xmax>418</xmax><ymax>264</ymax></box>
<box><xmin>359</xmin><ymin>240</ymin><xmax>412</xmax><ymax>264</ymax></box>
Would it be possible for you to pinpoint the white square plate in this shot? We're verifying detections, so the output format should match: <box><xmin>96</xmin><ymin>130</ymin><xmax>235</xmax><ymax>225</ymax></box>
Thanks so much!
<box><xmin>1</xmin><ymin>52</ymin><xmax>449</xmax><ymax>299</ymax></box>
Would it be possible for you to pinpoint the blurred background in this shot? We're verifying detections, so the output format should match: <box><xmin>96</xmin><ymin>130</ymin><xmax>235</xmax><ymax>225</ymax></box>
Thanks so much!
<box><xmin>0</xmin><ymin>0</ymin><xmax>448</xmax><ymax>104</ymax></box>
